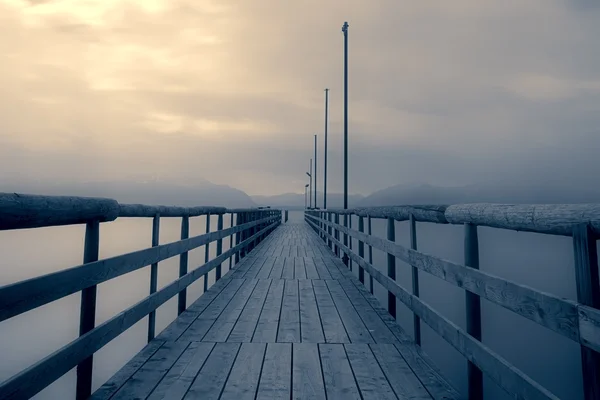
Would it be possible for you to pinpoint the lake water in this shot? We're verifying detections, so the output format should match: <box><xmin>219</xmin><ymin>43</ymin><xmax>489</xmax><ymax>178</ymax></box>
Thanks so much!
<box><xmin>0</xmin><ymin>210</ymin><xmax>592</xmax><ymax>399</ymax></box>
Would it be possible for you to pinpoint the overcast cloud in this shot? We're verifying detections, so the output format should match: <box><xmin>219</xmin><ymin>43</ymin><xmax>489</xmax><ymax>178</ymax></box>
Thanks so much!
<box><xmin>1</xmin><ymin>0</ymin><xmax>599</xmax><ymax>195</ymax></box>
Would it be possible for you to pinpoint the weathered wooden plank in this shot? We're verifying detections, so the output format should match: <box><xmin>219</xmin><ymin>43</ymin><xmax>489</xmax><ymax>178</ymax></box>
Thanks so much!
<box><xmin>203</xmin><ymin>279</ymin><xmax>259</xmax><ymax>342</ymax></box>
<box><xmin>324</xmin><ymin>279</ymin><xmax>373</xmax><ymax>343</ymax></box>
<box><xmin>336</xmin><ymin>261</ymin><xmax>461</xmax><ymax>399</ymax></box>
<box><xmin>315</xmin><ymin>216</ymin><xmax>581</xmax><ymax>342</ymax></box>
<box><xmin>292</xmin><ymin>343</ymin><xmax>326</xmax><ymax>399</ymax></box>
<box><xmin>255</xmin><ymin>258</ymin><xmax>276</xmax><ymax>279</ymax></box>
<box><xmin>312</xmin><ymin>280</ymin><xmax>350</xmax><ymax>343</ymax></box>
<box><xmin>319</xmin><ymin>344</ymin><xmax>361</xmax><ymax>400</ymax></box>
<box><xmin>313</xmin><ymin>256</ymin><xmax>332</xmax><ymax>279</ymax></box>
<box><xmin>278</xmin><ymin>279</ymin><xmax>301</xmax><ymax>342</ymax></box>
<box><xmin>0</xmin><ymin>216</ymin><xmax>277</xmax><ymax>323</ymax></box>
<box><xmin>304</xmin><ymin>256</ymin><xmax>320</xmax><ymax>279</ymax></box>
<box><xmin>579</xmin><ymin>305</ymin><xmax>600</xmax><ymax>353</ymax></box>
<box><xmin>294</xmin><ymin>257</ymin><xmax>307</xmax><ymax>279</ymax></box>
<box><xmin>178</xmin><ymin>216</ymin><xmax>190</xmax><ymax>315</ymax></box>
<box><xmin>333</xmin><ymin>276</ymin><xmax>398</xmax><ymax>344</ymax></box>
<box><xmin>90</xmin><ymin>341</ymin><xmax>165</xmax><ymax>400</ymax></box>
<box><xmin>177</xmin><ymin>279</ymin><xmax>245</xmax><ymax>342</ymax></box>
<box><xmin>445</xmin><ymin>203</ymin><xmax>600</xmax><ymax>236</ymax></box>
<box><xmin>370</xmin><ymin>343</ymin><xmax>432</xmax><ymax>400</ymax></box>
<box><xmin>281</xmin><ymin>256</ymin><xmax>295</xmax><ymax>279</ymax></box>
<box><xmin>184</xmin><ymin>342</ymin><xmax>240</xmax><ymax>399</ymax></box>
<box><xmin>228</xmin><ymin>279</ymin><xmax>272</xmax><ymax>342</ymax></box>
<box><xmin>119</xmin><ymin>204</ymin><xmax>227</xmax><ymax>218</ymax></box>
<box><xmin>111</xmin><ymin>341</ymin><xmax>190</xmax><ymax>400</ymax></box>
<box><xmin>253</xmin><ymin>279</ymin><xmax>285</xmax><ymax>342</ymax></box>
<box><xmin>0</xmin><ymin>192</ymin><xmax>120</xmax><ymax>230</ymax></box>
<box><xmin>256</xmin><ymin>343</ymin><xmax>291</xmax><ymax>399</ymax></box>
<box><xmin>243</xmin><ymin>257</ymin><xmax>268</xmax><ymax>279</ymax></box>
<box><xmin>299</xmin><ymin>279</ymin><xmax>325</xmax><ymax>343</ymax></box>
<box><xmin>343</xmin><ymin>272</ymin><xmax>461</xmax><ymax>400</ymax></box>
<box><xmin>220</xmin><ymin>343</ymin><xmax>267</xmax><ymax>400</ymax></box>
<box><xmin>351</xmin><ymin>205</ymin><xmax>449</xmax><ymax>223</ymax></box>
<box><xmin>345</xmin><ymin>343</ymin><xmax>397</xmax><ymax>400</ymax></box>
<box><xmin>268</xmin><ymin>256</ymin><xmax>285</xmax><ymax>279</ymax></box>
<box><xmin>157</xmin><ymin>277</ymin><xmax>233</xmax><ymax>341</ymax></box>
<box><xmin>146</xmin><ymin>342</ymin><xmax>215</xmax><ymax>400</ymax></box>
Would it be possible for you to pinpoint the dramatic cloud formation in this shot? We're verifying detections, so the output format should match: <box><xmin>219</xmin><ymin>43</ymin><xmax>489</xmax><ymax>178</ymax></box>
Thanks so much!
<box><xmin>1</xmin><ymin>0</ymin><xmax>599</xmax><ymax>195</ymax></box>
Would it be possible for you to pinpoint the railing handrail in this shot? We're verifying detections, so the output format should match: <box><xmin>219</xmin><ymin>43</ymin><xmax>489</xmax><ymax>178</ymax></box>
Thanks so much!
<box><xmin>304</xmin><ymin>209</ymin><xmax>600</xmax><ymax>400</ymax></box>
<box><xmin>0</xmin><ymin>192</ymin><xmax>280</xmax><ymax>231</ymax></box>
<box><xmin>315</xmin><ymin>203</ymin><xmax>600</xmax><ymax>236</ymax></box>
<box><xmin>0</xmin><ymin>198</ymin><xmax>282</xmax><ymax>400</ymax></box>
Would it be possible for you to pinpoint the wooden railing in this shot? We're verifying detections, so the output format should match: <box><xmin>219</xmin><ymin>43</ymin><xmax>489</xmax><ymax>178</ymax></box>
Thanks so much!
<box><xmin>0</xmin><ymin>193</ymin><xmax>282</xmax><ymax>400</ymax></box>
<box><xmin>305</xmin><ymin>204</ymin><xmax>600</xmax><ymax>400</ymax></box>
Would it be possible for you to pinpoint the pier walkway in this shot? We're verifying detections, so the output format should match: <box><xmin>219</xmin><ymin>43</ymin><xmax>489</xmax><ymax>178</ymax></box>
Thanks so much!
<box><xmin>92</xmin><ymin>223</ymin><xmax>459</xmax><ymax>400</ymax></box>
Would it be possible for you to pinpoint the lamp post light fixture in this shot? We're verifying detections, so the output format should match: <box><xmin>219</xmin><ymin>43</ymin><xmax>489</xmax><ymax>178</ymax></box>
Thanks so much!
<box><xmin>306</xmin><ymin>159</ymin><xmax>312</xmax><ymax>209</ymax></box>
<box><xmin>304</xmin><ymin>184</ymin><xmax>309</xmax><ymax>209</ymax></box>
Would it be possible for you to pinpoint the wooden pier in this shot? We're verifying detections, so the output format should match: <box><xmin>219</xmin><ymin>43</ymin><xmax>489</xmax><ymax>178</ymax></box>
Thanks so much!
<box><xmin>0</xmin><ymin>194</ymin><xmax>599</xmax><ymax>400</ymax></box>
<box><xmin>92</xmin><ymin>223</ymin><xmax>458</xmax><ymax>400</ymax></box>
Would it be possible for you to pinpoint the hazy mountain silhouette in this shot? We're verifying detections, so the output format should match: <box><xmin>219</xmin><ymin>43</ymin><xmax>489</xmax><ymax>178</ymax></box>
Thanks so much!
<box><xmin>358</xmin><ymin>181</ymin><xmax>600</xmax><ymax>206</ymax></box>
<box><xmin>1</xmin><ymin>180</ymin><xmax>256</xmax><ymax>208</ymax></box>
<box><xmin>252</xmin><ymin>192</ymin><xmax>364</xmax><ymax>210</ymax></box>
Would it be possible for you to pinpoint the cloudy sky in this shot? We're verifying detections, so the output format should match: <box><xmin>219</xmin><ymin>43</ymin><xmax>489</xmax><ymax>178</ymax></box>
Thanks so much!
<box><xmin>0</xmin><ymin>0</ymin><xmax>599</xmax><ymax>196</ymax></box>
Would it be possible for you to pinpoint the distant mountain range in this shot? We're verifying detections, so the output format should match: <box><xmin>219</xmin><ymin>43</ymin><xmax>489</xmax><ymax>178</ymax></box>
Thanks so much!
<box><xmin>251</xmin><ymin>192</ymin><xmax>365</xmax><ymax>210</ymax></box>
<box><xmin>357</xmin><ymin>181</ymin><xmax>600</xmax><ymax>206</ymax></box>
<box><xmin>1</xmin><ymin>180</ymin><xmax>256</xmax><ymax>208</ymax></box>
<box><xmin>3</xmin><ymin>178</ymin><xmax>598</xmax><ymax>212</ymax></box>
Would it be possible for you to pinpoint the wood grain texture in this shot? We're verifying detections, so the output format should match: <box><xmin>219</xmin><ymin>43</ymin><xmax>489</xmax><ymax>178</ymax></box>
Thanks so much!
<box><xmin>579</xmin><ymin>305</ymin><xmax>600</xmax><ymax>353</ymax></box>
<box><xmin>220</xmin><ymin>343</ymin><xmax>266</xmax><ymax>400</ymax></box>
<box><xmin>308</xmin><ymin>214</ymin><xmax>581</xmax><ymax>342</ymax></box>
<box><xmin>119</xmin><ymin>204</ymin><xmax>226</xmax><ymax>217</ymax></box>
<box><xmin>445</xmin><ymin>203</ymin><xmax>600</xmax><ymax>236</ymax></box>
<box><xmin>0</xmin><ymin>192</ymin><xmax>119</xmax><ymax>230</ymax></box>
<box><xmin>320</xmin><ymin>226</ymin><xmax>560</xmax><ymax>400</ymax></box>
<box><xmin>319</xmin><ymin>344</ymin><xmax>361</xmax><ymax>400</ymax></box>
<box><xmin>256</xmin><ymin>343</ymin><xmax>291</xmax><ymax>399</ymax></box>
<box><xmin>0</xmin><ymin>216</ymin><xmax>278</xmax><ymax>322</ymax></box>
<box><xmin>354</xmin><ymin>205</ymin><xmax>449</xmax><ymax>223</ymax></box>
<box><xmin>185</xmin><ymin>342</ymin><xmax>240</xmax><ymax>399</ymax></box>
<box><xmin>292</xmin><ymin>343</ymin><xmax>326</xmax><ymax>399</ymax></box>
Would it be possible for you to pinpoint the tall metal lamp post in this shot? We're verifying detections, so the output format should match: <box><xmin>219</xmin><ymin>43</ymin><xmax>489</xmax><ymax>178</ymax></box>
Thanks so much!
<box><xmin>306</xmin><ymin>159</ymin><xmax>312</xmax><ymax>209</ymax></box>
<box><xmin>304</xmin><ymin>184</ymin><xmax>309</xmax><ymax>209</ymax></box>
<box><xmin>341</xmin><ymin>21</ymin><xmax>349</xmax><ymax>266</ymax></box>
<box><xmin>324</xmin><ymin>88</ymin><xmax>329</xmax><ymax>210</ymax></box>
<box><xmin>314</xmin><ymin>134</ymin><xmax>318</xmax><ymax>209</ymax></box>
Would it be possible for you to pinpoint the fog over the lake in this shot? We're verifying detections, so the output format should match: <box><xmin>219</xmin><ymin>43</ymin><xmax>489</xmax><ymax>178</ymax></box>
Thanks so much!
<box><xmin>1</xmin><ymin>1</ymin><xmax>599</xmax><ymax>399</ymax></box>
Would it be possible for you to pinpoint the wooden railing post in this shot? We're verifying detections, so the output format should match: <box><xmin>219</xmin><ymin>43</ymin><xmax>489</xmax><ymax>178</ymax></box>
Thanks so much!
<box><xmin>204</xmin><ymin>213</ymin><xmax>211</xmax><ymax>292</ymax></box>
<box><xmin>326</xmin><ymin>212</ymin><xmax>330</xmax><ymax>248</ymax></box>
<box><xmin>358</xmin><ymin>216</ymin><xmax>365</xmax><ymax>284</ymax></box>
<box><xmin>386</xmin><ymin>217</ymin><xmax>396</xmax><ymax>319</ymax></box>
<box><xmin>229</xmin><ymin>212</ymin><xmax>235</xmax><ymax>269</ymax></box>
<box><xmin>465</xmin><ymin>223</ymin><xmax>483</xmax><ymax>400</ymax></box>
<box><xmin>236</xmin><ymin>212</ymin><xmax>243</xmax><ymax>262</ymax></box>
<box><xmin>334</xmin><ymin>213</ymin><xmax>339</xmax><ymax>257</ymax></box>
<box><xmin>148</xmin><ymin>214</ymin><xmax>160</xmax><ymax>342</ymax></box>
<box><xmin>573</xmin><ymin>223</ymin><xmax>600</xmax><ymax>400</ymax></box>
<box><xmin>76</xmin><ymin>220</ymin><xmax>100</xmax><ymax>400</ymax></box>
<box><xmin>348</xmin><ymin>215</ymin><xmax>353</xmax><ymax>271</ymax></box>
<box><xmin>241</xmin><ymin>212</ymin><xmax>248</xmax><ymax>259</ymax></box>
<box><xmin>216</xmin><ymin>214</ymin><xmax>224</xmax><ymax>281</ymax></box>
<box><xmin>285</xmin><ymin>210</ymin><xmax>289</xmax><ymax>223</ymax></box>
<box><xmin>178</xmin><ymin>215</ymin><xmax>190</xmax><ymax>315</ymax></box>
<box><xmin>368</xmin><ymin>215</ymin><xmax>374</xmax><ymax>294</ymax></box>
<box><xmin>342</xmin><ymin>214</ymin><xmax>349</xmax><ymax>266</ymax></box>
<box><xmin>409</xmin><ymin>214</ymin><xmax>421</xmax><ymax>346</ymax></box>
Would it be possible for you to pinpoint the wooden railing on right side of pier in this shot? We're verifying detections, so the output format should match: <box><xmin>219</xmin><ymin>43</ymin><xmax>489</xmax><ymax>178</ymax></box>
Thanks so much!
<box><xmin>0</xmin><ymin>193</ymin><xmax>282</xmax><ymax>400</ymax></box>
<box><xmin>305</xmin><ymin>204</ymin><xmax>600</xmax><ymax>400</ymax></box>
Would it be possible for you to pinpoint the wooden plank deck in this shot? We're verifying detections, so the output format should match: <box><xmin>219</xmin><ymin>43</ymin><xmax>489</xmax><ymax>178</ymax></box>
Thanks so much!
<box><xmin>93</xmin><ymin>223</ymin><xmax>461</xmax><ymax>400</ymax></box>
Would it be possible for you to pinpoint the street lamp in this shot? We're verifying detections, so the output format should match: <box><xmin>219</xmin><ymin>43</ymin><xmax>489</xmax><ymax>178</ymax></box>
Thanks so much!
<box><xmin>342</xmin><ymin>21</ymin><xmax>349</xmax><ymax>210</ymax></box>
<box><xmin>304</xmin><ymin>184</ymin><xmax>309</xmax><ymax>209</ymax></box>
<box><xmin>324</xmin><ymin>88</ymin><xmax>329</xmax><ymax>210</ymax></box>
<box><xmin>306</xmin><ymin>158</ymin><xmax>312</xmax><ymax>209</ymax></box>
<box><xmin>314</xmin><ymin>134</ymin><xmax>317</xmax><ymax>209</ymax></box>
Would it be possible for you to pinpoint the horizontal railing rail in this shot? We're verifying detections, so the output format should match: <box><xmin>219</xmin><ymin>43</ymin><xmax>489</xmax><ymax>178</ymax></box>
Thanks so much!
<box><xmin>305</xmin><ymin>203</ymin><xmax>600</xmax><ymax>400</ymax></box>
<box><xmin>0</xmin><ymin>193</ymin><xmax>282</xmax><ymax>400</ymax></box>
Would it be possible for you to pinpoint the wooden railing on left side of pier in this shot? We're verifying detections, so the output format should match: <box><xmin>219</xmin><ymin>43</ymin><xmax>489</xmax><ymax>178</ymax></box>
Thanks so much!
<box><xmin>306</xmin><ymin>204</ymin><xmax>600</xmax><ymax>400</ymax></box>
<box><xmin>0</xmin><ymin>192</ymin><xmax>282</xmax><ymax>400</ymax></box>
